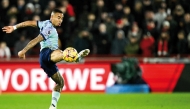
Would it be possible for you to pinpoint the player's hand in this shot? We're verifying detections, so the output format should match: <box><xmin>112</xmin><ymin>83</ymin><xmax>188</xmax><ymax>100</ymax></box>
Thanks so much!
<box><xmin>18</xmin><ymin>51</ymin><xmax>26</xmax><ymax>59</ymax></box>
<box><xmin>2</xmin><ymin>26</ymin><xmax>14</xmax><ymax>33</ymax></box>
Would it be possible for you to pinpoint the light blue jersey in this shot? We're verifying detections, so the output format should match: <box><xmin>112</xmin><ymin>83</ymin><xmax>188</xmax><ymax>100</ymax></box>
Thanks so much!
<box><xmin>37</xmin><ymin>20</ymin><xmax>59</xmax><ymax>51</ymax></box>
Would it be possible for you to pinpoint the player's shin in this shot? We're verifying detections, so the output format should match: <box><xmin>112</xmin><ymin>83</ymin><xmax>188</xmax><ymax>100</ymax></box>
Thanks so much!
<box><xmin>51</xmin><ymin>90</ymin><xmax>60</xmax><ymax>107</ymax></box>
<box><xmin>50</xmin><ymin>72</ymin><xmax>64</xmax><ymax>108</ymax></box>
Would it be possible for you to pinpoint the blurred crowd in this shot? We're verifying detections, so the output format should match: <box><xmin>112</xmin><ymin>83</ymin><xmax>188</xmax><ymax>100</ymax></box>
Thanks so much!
<box><xmin>1</xmin><ymin>0</ymin><xmax>190</xmax><ymax>58</ymax></box>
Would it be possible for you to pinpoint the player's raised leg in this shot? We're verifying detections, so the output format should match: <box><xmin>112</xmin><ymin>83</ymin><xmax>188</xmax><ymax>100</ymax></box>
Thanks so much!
<box><xmin>50</xmin><ymin>50</ymin><xmax>64</xmax><ymax>63</ymax></box>
<box><xmin>50</xmin><ymin>49</ymin><xmax>90</xmax><ymax>63</ymax></box>
<box><xmin>49</xmin><ymin>72</ymin><xmax>64</xmax><ymax>109</ymax></box>
<box><xmin>49</xmin><ymin>48</ymin><xmax>89</xmax><ymax>109</ymax></box>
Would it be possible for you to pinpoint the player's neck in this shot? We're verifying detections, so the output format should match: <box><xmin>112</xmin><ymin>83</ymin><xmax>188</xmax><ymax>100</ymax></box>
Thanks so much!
<box><xmin>49</xmin><ymin>20</ymin><xmax>56</xmax><ymax>27</ymax></box>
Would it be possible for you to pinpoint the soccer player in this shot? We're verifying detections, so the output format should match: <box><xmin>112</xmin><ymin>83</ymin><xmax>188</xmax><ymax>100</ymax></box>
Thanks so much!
<box><xmin>2</xmin><ymin>9</ymin><xmax>90</xmax><ymax>109</ymax></box>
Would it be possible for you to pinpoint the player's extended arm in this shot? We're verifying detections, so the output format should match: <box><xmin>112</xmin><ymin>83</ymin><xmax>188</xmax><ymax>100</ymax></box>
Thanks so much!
<box><xmin>18</xmin><ymin>34</ymin><xmax>44</xmax><ymax>59</ymax></box>
<box><xmin>2</xmin><ymin>21</ymin><xmax>37</xmax><ymax>33</ymax></box>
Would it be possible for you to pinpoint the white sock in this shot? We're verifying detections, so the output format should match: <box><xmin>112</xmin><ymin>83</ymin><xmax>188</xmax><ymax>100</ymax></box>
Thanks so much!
<box><xmin>51</xmin><ymin>91</ymin><xmax>60</xmax><ymax>107</ymax></box>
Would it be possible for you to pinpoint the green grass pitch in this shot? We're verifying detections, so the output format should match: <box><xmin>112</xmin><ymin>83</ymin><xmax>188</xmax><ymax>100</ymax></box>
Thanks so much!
<box><xmin>0</xmin><ymin>93</ymin><xmax>190</xmax><ymax>109</ymax></box>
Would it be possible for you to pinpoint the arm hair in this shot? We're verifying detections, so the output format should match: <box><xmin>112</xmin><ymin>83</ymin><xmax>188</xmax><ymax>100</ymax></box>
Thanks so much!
<box><xmin>16</xmin><ymin>21</ymin><xmax>38</xmax><ymax>29</ymax></box>
<box><xmin>22</xmin><ymin>34</ymin><xmax>44</xmax><ymax>53</ymax></box>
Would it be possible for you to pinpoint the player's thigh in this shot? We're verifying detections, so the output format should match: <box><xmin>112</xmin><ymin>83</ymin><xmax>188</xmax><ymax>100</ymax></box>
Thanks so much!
<box><xmin>50</xmin><ymin>49</ymin><xmax>63</xmax><ymax>62</ymax></box>
<box><xmin>51</xmin><ymin>72</ymin><xmax>64</xmax><ymax>85</ymax></box>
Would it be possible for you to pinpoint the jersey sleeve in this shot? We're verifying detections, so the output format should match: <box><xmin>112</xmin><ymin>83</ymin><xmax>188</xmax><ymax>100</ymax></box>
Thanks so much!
<box><xmin>40</xmin><ymin>26</ymin><xmax>51</xmax><ymax>40</ymax></box>
<box><xmin>37</xmin><ymin>21</ymin><xmax>43</xmax><ymax>30</ymax></box>
<box><xmin>37</xmin><ymin>20</ymin><xmax>52</xmax><ymax>40</ymax></box>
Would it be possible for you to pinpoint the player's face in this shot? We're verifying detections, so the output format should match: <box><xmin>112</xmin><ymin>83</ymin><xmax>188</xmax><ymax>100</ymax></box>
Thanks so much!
<box><xmin>51</xmin><ymin>13</ymin><xmax>64</xmax><ymax>27</ymax></box>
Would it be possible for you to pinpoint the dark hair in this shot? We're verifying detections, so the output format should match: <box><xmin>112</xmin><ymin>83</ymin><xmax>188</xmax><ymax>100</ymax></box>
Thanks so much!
<box><xmin>52</xmin><ymin>8</ymin><xmax>63</xmax><ymax>14</ymax></box>
<box><xmin>178</xmin><ymin>30</ymin><xmax>185</xmax><ymax>35</ymax></box>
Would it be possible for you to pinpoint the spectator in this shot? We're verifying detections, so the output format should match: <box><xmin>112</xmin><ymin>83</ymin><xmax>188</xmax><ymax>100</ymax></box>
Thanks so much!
<box><xmin>91</xmin><ymin>2</ymin><xmax>109</xmax><ymax>31</ymax></box>
<box><xmin>3</xmin><ymin>16</ymin><xmax>20</xmax><ymax>48</ymax></box>
<box><xmin>121</xmin><ymin>16</ymin><xmax>131</xmax><ymax>36</ymax></box>
<box><xmin>0</xmin><ymin>0</ymin><xmax>10</xmax><ymax>25</ymax></box>
<box><xmin>187</xmin><ymin>33</ymin><xmax>190</xmax><ymax>49</ymax></box>
<box><xmin>33</xmin><ymin>14</ymin><xmax>41</xmax><ymax>21</ymax></box>
<box><xmin>87</xmin><ymin>13</ymin><xmax>97</xmax><ymax>32</ymax></box>
<box><xmin>161</xmin><ymin>20</ymin><xmax>177</xmax><ymax>54</ymax></box>
<box><xmin>61</xmin><ymin>0</ymin><xmax>75</xmax><ymax>22</ymax></box>
<box><xmin>124</xmin><ymin>34</ymin><xmax>140</xmax><ymax>55</ymax></box>
<box><xmin>113</xmin><ymin>2</ymin><xmax>123</xmax><ymax>22</ymax></box>
<box><xmin>93</xmin><ymin>23</ymin><xmax>110</xmax><ymax>54</ymax></box>
<box><xmin>104</xmin><ymin>14</ymin><xmax>115</xmax><ymax>41</ymax></box>
<box><xmin>140</xmin><ymin>32</ymin><xmax>155</xmax><ymax>57</ymax></box>
<box><xmin>0</xmin><ymin>42</ymin><xmax>11</xmax><ymax>58</ymax></box>
<box><xmin>143</xmin><ymin>11</ymin><xmax>158</xmax><ymax>39</ymax></box>
<box><xmin>173</xmin><ymin>4</ymin><xmax>185</xmax><ymax>29</ymax></box>
<box><xmin>25</xmin><ymin>14</ymin><xmax>40</xmax><ymax>39</ymax></box>
<box><xmin>111</xmin><ymin>30</ymin><xmax>127</xmax><ymax>55</ymax></box>
<box><xmin>24</xmin><ymin>3</ymin><xmax>35</xmax><ymax>20</ymax></box>
<box><xmin>154</xmin><ymin>7</ymin><xmax>167</xmax><ymax>31</ymax></box>
<box><xmin>165</xmin><ymin>15</ymin><xmax>178</xmax><ymax>53</ymax></box>
<box><xmin>60</xmin><ymin>0</ymin><xmax>76</xmax><ymax>36</ymax></box>
<box><xmin>120</xmin><ymin>0</ymin><xmax>134</xmax><ymax>9</ymax></box>
<box><xmin>168</xmin><ymin>0</ymin><xmax>178</xmax><ymax>11</ymax></box>
<box><xmin>8</xmin><ymin>16</ymin><xmax>17</xmax><ymax>26</ymax></box>
<box><xmin>91</xmin><ymin>0</ymin><xmax>107</xmax><ymax>19</ymax></box>
<box><xmin>7</xmin><ymin>6</ymin><xmax>18</xmax><ymax>18</ymax></box>
<box><xmin>14</xmin><ymin>35</ymin><xmax>30</xmax><ymax>56</ymax></box>
<box><xmin>57</xmin><ymin>6</ymin><xmax>71</xmax><ymax>48</ymax></box>
<box><xmin>180</xmin><ymin>0</ymin><xmax>190</xmax><ymax>13</ymax></box>
<box><xmin>142</xmin><ymin>0</ymin><xmax>155</xmax><ymax>12</ymax></box>
<box><xmin>180</xmin><ymin>13</ymin><xmax>190</xmax><ymax>36</ymax></box>
<box><xmin>161</xmin><ymin>20</ymin><xmax>170</xmax><ymax>32</ymax></box>
<box><xmin>60</xmin><ymin>0</ymin><xmax>76</xmax><ymax>41</ymax></box>
<box><xmin>127</xmin><ymin>22</ymin><xmax>142</xmax><ymax>41</ymax></box>
<box><xmin>133</xmin><ymin>1</ymin><xmax>144</xmax><ymax>28</ymax></box>
<box><xmin>78</xmin><ymin>13</ymin><xmax>97</xmax><ymax>35</ymax></box>
<box><xmin>99</xmin><ymin>12</ymin><xmax>109</xmax><ymax>23</ymax></box>
<box><xmin>112</xmin><ymin>18</ymin><xmax>128</xmax><ymax>40</ymax></box>
<box><xmin>33</xmin><ymin>3</ymin><xmax>41</xmax><ymax>15</ymax></box>
<box><xmin>165</xmin><ymin>15</ymin><xmax>178</xmax><ymax>33</ymax></box>
<box><xmin>157</xmin><ymin>32</ymin><xmax>170</xmax><ymax>56</ymax></box>
<box><xmin>47</xmin><ymin>0</ymin><xmax>56</xmax><ymax>11</ymax></box>
<box><xmin>41</xmin><ymin>0</ymin><xmax>56</xmax><ymax>20</ymax></box>
<box><xmin>176</xmin><ymin>31</ymin><xmax>189</xmax><ymax>57</ymax></box>
<box><xmin>73</xmin><ymin>30</ymin><xmax>93</xmax><ymax>54</ymax></box>
<box><xmin>17</xmin><ymin>0</ymin><xmax>25</xmax><ymax>11</ymax></box>
<box><xmin>79</xmin><ymin>13</ymin><xmax>92</xmax><ymax>28</ymax></box>
<box><xmin>122</xmin><ymin>6</ymin><xmax>134</xmax><ymax>26</ymax></box>
<box><xmin>16</xmin><ymin>0</ymin><xmax>26</xmax><ymax>23</ymax></box>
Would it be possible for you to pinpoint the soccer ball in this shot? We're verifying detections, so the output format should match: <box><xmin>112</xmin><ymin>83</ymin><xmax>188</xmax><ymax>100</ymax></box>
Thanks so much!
<box><xmin>63</xmin><ymin>47</ymin><xmax>78</xmax><ymax>62</ymax></box>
